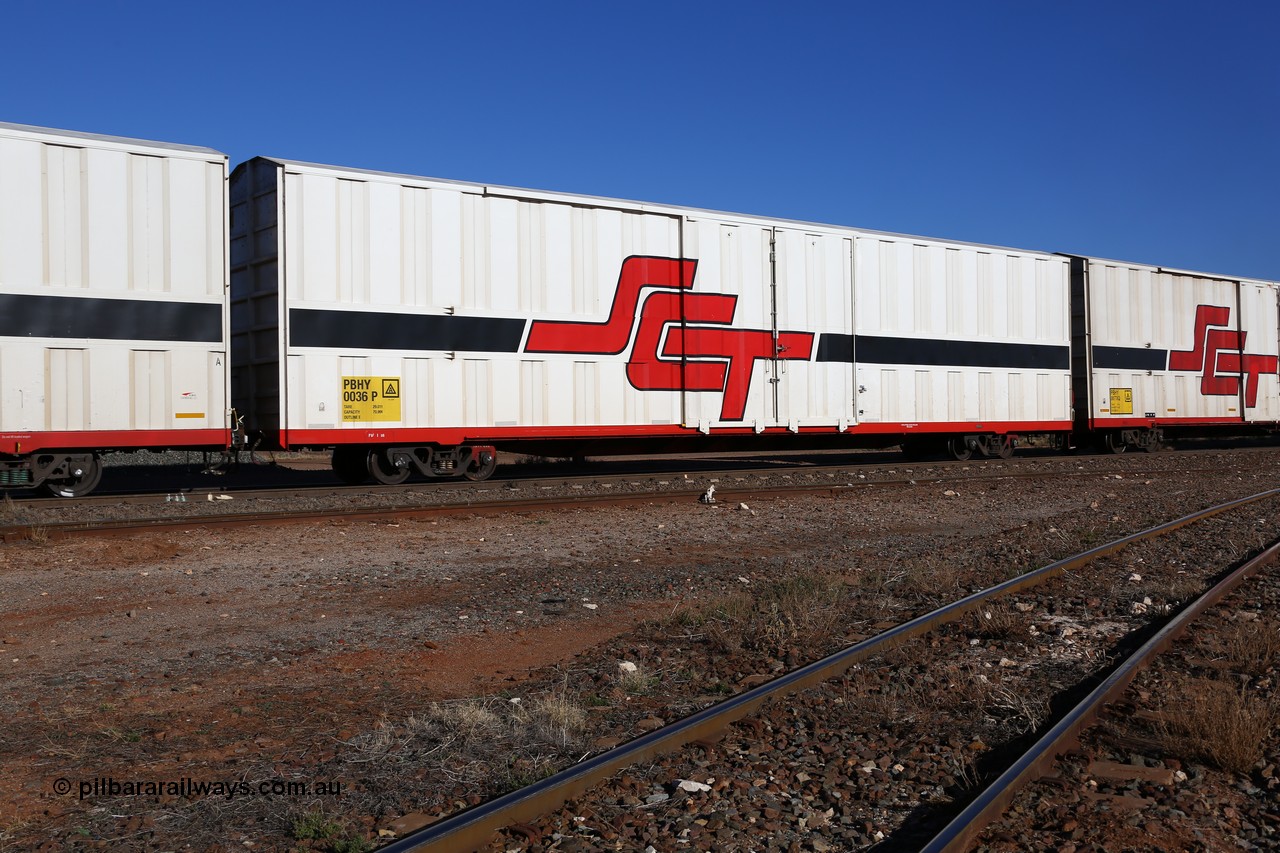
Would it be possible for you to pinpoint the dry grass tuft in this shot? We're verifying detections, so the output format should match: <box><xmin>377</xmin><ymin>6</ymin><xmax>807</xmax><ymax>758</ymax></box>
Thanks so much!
<box><xmin>703</xmin><ymin>573</ymin><xmax>848</xmax><ymax>657</ymax></box>
<box><xmin>515</xmin><ymin>692</ymin><xmax>588</xmax><ymax>747</ymax></box>
<box><xmin>968</xmin><ymin>604</ymin><xmax>1028</xmax><ymax>640</ymax></box>
<box><xmin>1156</xmin><ymin>679</ymin><xmax>1280</xmax><ymax>774</ymax></box>
<box><xmin>933</xmin><ymin>660</ymin><xmax>1003</xmax><ymax>711</ymax></box>
<box><xmin>897</xmin><ymin>555</ymin><xmax>967</xmax><ymax>600</ymax></box>
<box><xmin>615</xmin><ymin>663</ymin><xmax>658</xmax><ymax>695</ymax></box>
<box><xmin>988</xmin><ymin>684</ymin><xmax>1051</xmax><ymax>735</ymax></box>
<box><xmin>341</xmin><ymin>690</ymin><xmax>590</xmax><ymax>795</ymax></box>
<box><xmin>839</xmin><ymin>667</ymin><xmax>930</xmax><ymax>731</ymax></box>
<box><xmin>1223</xmin><ymin>619</ymin><xmax>1280</xmax><ymax>677</ymax></box>
<box><xmin>1159</xmin><ymin>572</ymin><xmax>1205</xmax><ymax>608</ymax></box>
<box><xmin>0</xmin><ymin>493</ymin><xmax>22</xmax><ymax>523</ymax></box>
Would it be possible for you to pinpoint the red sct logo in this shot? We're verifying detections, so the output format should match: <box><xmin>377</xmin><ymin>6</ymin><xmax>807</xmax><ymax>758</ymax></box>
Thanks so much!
<box><xmin>524</xmin><ymin>256</ymin><xmax>814</xmax><ymax>422</ymax></box>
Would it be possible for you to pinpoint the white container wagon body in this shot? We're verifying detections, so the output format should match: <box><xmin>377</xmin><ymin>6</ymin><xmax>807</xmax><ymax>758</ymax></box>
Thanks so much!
<box><xmin>0</xmin><ymin>122</ymin><xmax>230</xmax><ymax>495</ymax></box>
<box><xmin>230</xmin><ymin>156</ymin><xmax>1072</xmax><ymax>481</ymax></box>
<box><xmin>1068</xmin><ymin>255</ymin><xmax>1280</xmax><ymax>450</ymax></box>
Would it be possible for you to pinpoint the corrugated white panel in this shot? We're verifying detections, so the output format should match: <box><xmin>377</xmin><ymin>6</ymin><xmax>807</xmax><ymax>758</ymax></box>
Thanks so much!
<box><xmin>595</xmin><ymin>361</ymin><xmax>628</xmax><ymax>426</ymax></box>
<box><xmin>366</xmin><ymin>180</ymin><xmax>401</xmax><ymax>307</ymax></box>
<box><xmin>0</xmin><ymin>138</ymin><xmax>43</xmax><ymax>287</ymax></box>
<box><xmin>880</xmin><ymin>369</ymin><xmax>897</xmax><ymax>421</ymax></box>
<box><xmin>48</xmin><ymin>349</ymin><xmax>87</xmax><ymax>430</ymax></box>
<box><xmin>978</xmin><ymin>372</ymin><xmax>994</xmax><ymax>420</ymax></box>
<box><xmin>45</xmin><ymin>145</ymin><xmax>85</xmax><ymax>287</ymax></box>
<box><xmin>130</xmin><ymin>350</ymin><xmax>167</xmax><ymax>429</ymax></box>
<box><xmin>572</xmin><ymin>362</ymin><xmax>598</xmax><ymax>426</ymax></box>
<box><xmin>914</xmin><ymin>370</ymin><xmax>932</xmax><ymax>421</ymax></box>
<box><xmin>1008</xmin><ymin>373</ymin><xmax>1024</xmax><ymax>420</ymax></box>
<box><xmin>947</xmin><ymin>371</ymin><xmax>967</xmax><ymax>421</ymax></box>
<box><xmin>0</xmin><ymin>349</ymin><xmax>41</xmax><ymax>430</ymax></box>
<box><xmin>166</xmin><ymin>156</ymin><xmax>223</xmax><ymax>299</ymax></box>
<box><xmin>976</xmin><ymin>254</ymin><xmax>994</xmax><ymax>337</ymax></box>
<box><xmin>461</xmin><ymin>360</ymin><xmax>492</xmax><ymax>426</ymax></box>
<box><xmin>87</xmin><ymin>348</ymin><xmax>128</xmax><ymax>427</ymax></box>
<box><xmin>129</xmin><ymin>155</ymin><xmax>166</xmax><ymax>291</ymax></box>
<box><xmin>429</xmin><ymin>360</ymin><xmax>462</xmax><ymax>425</ymax></box>
<box><xmin>519</xmin><ymin>361</ymin><xmax>546</xmax><ymax>425</ymax></box>
<box><xmin>395</xmin><ymin>187</ymin><xmax>469</xmax><ymax>308</ymax></box>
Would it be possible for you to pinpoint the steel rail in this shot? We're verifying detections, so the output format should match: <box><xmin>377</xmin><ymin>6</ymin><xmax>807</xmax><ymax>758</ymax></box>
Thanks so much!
<box><xmin>0</xmin><ymin>481</ymin><xmax>865</xmax><ymax>541</ymax></box>
<box><xmin>919</xmin><ymin>519</ymin><xmax>1280</xmax><ymax>851</ymax></box>
<box><xmin>374</xmin><ymin>487</ymin><xmax>1280</xmax><ymax>853</ymax></box>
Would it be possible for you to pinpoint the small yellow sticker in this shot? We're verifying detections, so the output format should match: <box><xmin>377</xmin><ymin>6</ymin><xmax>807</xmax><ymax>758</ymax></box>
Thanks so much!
<box><xmin>342</xmin><ymin>376</ymin><xmax>401</xmax><ymax>422</ymax></box>
<box><xmin>1109</xmin><ymin>387</ymin><xmax>1133</xmax><ymax>415</ymax></box>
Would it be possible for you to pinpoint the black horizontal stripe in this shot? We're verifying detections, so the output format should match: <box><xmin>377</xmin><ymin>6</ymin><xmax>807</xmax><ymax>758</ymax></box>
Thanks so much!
<box><xmin>290</xmin><ymin>308</ymin><xmax>527</xmax><ymax>352</ymax></box>
<box><xmin>0</xmin><ymin>293</ymin><xmax>222</xmax><ymax>342</ymax></box>
<box><xmin>816</xmin><ymin>333</ymin><xmax>855</xmax><ymax>364</ymax></box>
<box><xmin>1092</xmin><ymin>345</ymin><xmax>1168</xmax><ymax>371</ymax></box>
<box><xmin>816</xmin><ymin>333</ymin><xmax>1069</xmax><ymax>370</ymax></box>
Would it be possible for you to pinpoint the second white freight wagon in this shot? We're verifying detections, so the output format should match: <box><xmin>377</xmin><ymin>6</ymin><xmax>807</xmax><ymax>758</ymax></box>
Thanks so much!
<box><xmin>229</xmin><ymin>156</ymin><xmax>1072</xmax><ymax>482</ymax></box>
<box><xmin>0</xmin><ymin>122</ymin><xmax>230</xmax><ymax>495</ymax></box>
<box><xmin>1069</xmin><ymin>254</ymin><xmax>1280</xmax><ymax>451</ymax></box>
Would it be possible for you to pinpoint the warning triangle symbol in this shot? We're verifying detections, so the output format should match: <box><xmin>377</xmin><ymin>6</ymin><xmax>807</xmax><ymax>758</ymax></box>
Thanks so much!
<box><xmin>382</xmin><ymin>380</ymin><xmax>400</xmax><ymax>399</ymax></box>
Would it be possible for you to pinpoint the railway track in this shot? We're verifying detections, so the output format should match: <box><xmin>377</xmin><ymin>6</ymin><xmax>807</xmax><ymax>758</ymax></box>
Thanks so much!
<box><xmin>368</xmin><ymin>489</ymin><xmax>1280</xmax><ymax>852</ymax></box>
<box><xmin>3</xmin><ymin>447</ymin><xmax>1275</xmax><ymax>540</ymax></box>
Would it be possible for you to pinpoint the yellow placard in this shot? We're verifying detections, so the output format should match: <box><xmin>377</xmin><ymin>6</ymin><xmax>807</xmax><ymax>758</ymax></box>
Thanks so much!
<box><xmin>342</xmin><ymin>376</ymin><xmax>401</xmax><ymax>422</ymax></box>
<box><xmin>1109</xmin><ymin>387</ymin><xmax>1133</xmax><ymax>415</ymax></box>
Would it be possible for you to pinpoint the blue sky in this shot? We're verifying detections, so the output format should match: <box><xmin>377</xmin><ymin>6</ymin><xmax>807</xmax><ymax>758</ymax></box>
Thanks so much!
<box><xmin>5</xmin><ymin>1</ymin><xmax>1277</xmax><ymax>278</ymax></box>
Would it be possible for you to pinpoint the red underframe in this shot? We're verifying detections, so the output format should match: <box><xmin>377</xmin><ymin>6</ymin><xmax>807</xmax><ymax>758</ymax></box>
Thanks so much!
<box><xmin>0</xmin><ymin>429</ymin><xmax>229</xmax><ymax>456</ymax></box>
<box><xmin>282</xmin><ymin>420</ymin><xmax>1074</xmax><ymax>448</ymax></box>
<box><xmin>7</xmin><ymin>415</ymin><xmax>1270</xmax><ymax>457</ymax></box>
<box><xmin>1087</xmin><ymin>416</ymin><xmax>1259</xmax><ymax>429</ymax></box>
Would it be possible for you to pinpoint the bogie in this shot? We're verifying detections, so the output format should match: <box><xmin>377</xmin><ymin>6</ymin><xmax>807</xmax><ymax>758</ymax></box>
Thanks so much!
<box><xmin>329</xmin><ymin>445</ymin><xmax>500</xmax><ymax>485</ymax></box>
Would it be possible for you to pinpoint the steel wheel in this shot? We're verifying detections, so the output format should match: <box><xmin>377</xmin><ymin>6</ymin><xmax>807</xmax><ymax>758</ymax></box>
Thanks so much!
<box><xmin>463</xmin><ymin>448</ymin><xmax>497</xmax><ymax>481</ymax></box>
<box><xmin>43</xmin><ymin>454</ymin><xmax>103</xmax><ymax>498</ymax></box>
<box><xmin>332</xmin><ymin>446</ymin><xmax>370</xmax><ymax>485</ymax></box>
<box><xmin>368</xmin><ymin>449</ymin><xmax>411</xmax><ymax>485</ymax></box>
<box><xmin>946</xmin><ymin>438</ymin><xmax>973</xmax><ymax>461</ymax></box>
<box><xmin>994</xmin><ymin>437</ymin><xmax>1015</xmax><ymax>459</ymax></box>
<box><xmin>1103</xmin><ymin>431</ymin><xmax>1128</xmax><ymax>454</ymax></box>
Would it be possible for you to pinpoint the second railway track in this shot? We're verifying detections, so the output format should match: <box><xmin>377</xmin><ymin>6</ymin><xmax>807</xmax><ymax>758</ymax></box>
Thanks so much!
<box><xmin>378</xmin><ymin>489</ymin><xmax>1280</xmax><ymax>852</ymax></box>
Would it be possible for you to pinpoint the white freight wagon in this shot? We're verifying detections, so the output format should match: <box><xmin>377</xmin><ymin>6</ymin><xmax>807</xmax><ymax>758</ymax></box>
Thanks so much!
<box><xmin>1068</xmin><ymin>255</ymin><xmax>1280</xmax><ymax>450</ymax></box>
<box><xmin>0</xmin><ymin>122</ymin><xmax>230</xmax><ymax>495</ymax></box>
<box><xmin>230</xmin><ymin>156</ymin><xmax>1072</xmax><ymax>483</ymax></box>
